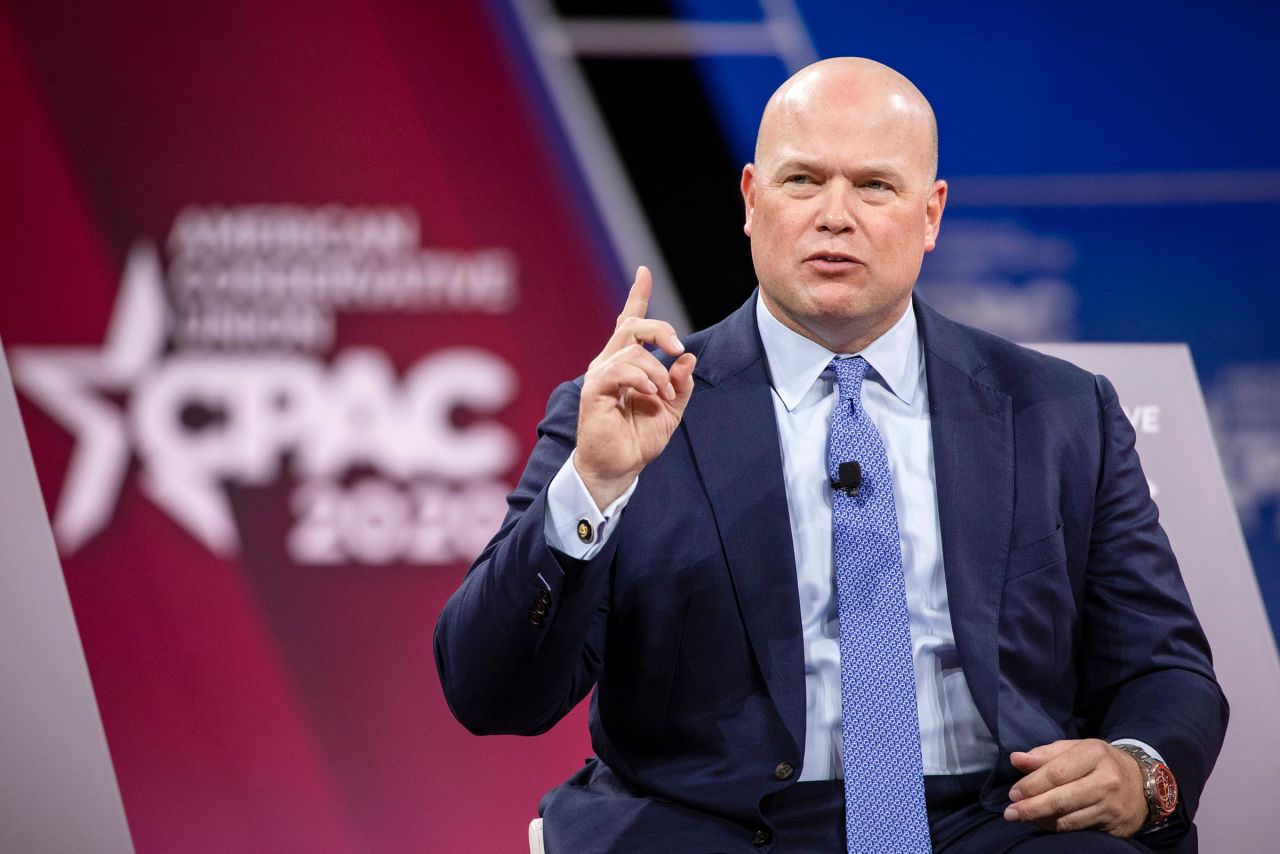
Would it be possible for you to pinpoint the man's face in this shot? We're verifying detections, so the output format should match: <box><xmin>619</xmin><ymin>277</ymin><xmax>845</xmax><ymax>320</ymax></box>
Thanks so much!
<box><xmin>741</xmin><ymin>78</ymin><xmax>946</xmax><ymax>350</ymax></box>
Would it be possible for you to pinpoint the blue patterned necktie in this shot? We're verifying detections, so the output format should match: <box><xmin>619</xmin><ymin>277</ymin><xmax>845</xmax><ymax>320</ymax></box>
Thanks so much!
<box><xmin>828</xmin><ymin>356</ymin><xmax>931</xmax><ymax>853</ymax></box>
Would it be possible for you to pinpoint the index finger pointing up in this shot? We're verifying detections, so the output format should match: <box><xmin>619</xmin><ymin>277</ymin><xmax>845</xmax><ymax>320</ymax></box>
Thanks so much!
<box><xmin>616</xmin><ymin>266</ymin><xmax>652</xmax><ymax>326</ymax></box>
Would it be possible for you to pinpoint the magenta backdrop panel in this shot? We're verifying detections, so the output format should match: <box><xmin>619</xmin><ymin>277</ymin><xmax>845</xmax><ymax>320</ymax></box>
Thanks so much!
<box><xmin>0</xmin><ymin>2</ymin><xmax>611</xmax><ymax>851</ymax></box>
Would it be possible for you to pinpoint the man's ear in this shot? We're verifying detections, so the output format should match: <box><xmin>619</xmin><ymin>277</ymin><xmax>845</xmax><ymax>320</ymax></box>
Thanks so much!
<box><xmin>741</xmin><ymin>163</ymin><xmax>757</xmax><ymax>237</ymax></box>
<box><xmin>923</xmin><ymin>179</ymin><xmax>947</xmax><ymax>253</ymax></box>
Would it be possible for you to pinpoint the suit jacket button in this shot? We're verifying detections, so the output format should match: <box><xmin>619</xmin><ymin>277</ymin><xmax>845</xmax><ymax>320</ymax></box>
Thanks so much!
<box><xmin>751</xmin><ymin>828</ymin><xmax>771</xmax><ymax>846</ymax></box>
<box><xmin>532</xmin><ymin>601</ymin><xmax>548</xmax><ymax>615</ymax></box>
<box><xmin>528</xmin><ymin>611</ymin><xmax>543</xmax><ymax>626</ymax></box>
<box><xmin>774</xmin><ymin>761</ymin><xmax>794</xmax><ymax>781</ymax></box>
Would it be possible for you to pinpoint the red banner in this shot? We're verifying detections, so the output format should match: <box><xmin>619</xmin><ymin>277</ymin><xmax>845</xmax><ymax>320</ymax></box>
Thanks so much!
<box><xmin>1</xmin><ymin>2</ymin><xmax>615</xmax><ymax>850</ymax></box>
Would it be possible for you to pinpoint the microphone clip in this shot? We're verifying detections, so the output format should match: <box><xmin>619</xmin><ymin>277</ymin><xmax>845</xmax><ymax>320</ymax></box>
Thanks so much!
<box><xmin>830</xmin><ymin>460</ymin><xmax>862</xmax><ymax>498</ymax></box>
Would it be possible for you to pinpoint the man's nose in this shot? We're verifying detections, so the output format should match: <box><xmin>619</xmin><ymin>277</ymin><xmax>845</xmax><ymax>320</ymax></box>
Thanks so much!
<box><xmin>816</xmin><ymin>189</ymin><xmax>854</xmax><ymax>234</ymax></box>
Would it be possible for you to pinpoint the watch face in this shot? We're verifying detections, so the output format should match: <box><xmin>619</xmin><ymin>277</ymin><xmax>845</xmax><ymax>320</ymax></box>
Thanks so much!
<box><xmin>1152</xmin><ymin>763</ymin><xmax>1179</xmax><ymax>816</ymax></box>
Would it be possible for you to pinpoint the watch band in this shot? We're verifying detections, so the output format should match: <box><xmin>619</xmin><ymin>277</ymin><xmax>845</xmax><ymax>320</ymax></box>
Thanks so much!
<box><xmin>1114</xmin><ymin>743</ymin><xmax>1179</xmax><ymax>830</ymax></box>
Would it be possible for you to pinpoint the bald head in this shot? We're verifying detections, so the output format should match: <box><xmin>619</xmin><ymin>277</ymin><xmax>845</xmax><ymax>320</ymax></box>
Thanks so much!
<box><xmin>754</xmin><ymin>57</ymin><xmax>939</xmax><ymax>181</ymax></box>
<box><xmin>739</xmin><ymin>56</ymin><xmax>948</xmax><ymax>353</ymax></box>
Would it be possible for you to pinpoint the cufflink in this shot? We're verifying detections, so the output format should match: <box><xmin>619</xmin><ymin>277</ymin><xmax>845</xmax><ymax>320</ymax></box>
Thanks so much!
<box><xmin>576</xmin><ymin>519</ymin><xmax>594</xmax><ymax>544</ymax></box>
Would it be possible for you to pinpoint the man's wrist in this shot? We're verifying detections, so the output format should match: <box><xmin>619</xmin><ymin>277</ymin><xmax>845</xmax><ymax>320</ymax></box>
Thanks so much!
<box><xmin>1112</xmin><ymin>743</ymin><xmax>1179</xmax><ymax>831</ymax></box>
<box><xmin>1109</xmin><ymin>738</ymin><xmax>1165</xmax><ymax>765</ymax></box>
<box><xmin>573</xmin><ymin>458</ymin><xmax>639</xmax><ymax>512</ymax></box>
<box><xmin>545</xmin><ymin>453</ymin><xmax>637</xmax><ymax>559</ymax></box>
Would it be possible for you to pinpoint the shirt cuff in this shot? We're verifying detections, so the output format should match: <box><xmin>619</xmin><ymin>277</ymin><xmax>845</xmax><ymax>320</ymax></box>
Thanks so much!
<box><xmin>1110</xmin><ymin>738</ymin><xmax>1166</xmax><ymax>765</ymax></box>
<box><xmin>544</xmin><ymin>451</ymin><xmax>637</xmax><ymax>560</ymax></box>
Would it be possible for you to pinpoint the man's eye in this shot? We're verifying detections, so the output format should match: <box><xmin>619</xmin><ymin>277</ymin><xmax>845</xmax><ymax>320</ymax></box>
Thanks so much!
<box><xmin>785</xmin><ymin>175</ymin><xmax>812</xmax><ymax>185</ymax></box>
<box><xmin>864</xmin><ymin>180</ymin><xmax>890</xmax><ymax>191</ymax></box>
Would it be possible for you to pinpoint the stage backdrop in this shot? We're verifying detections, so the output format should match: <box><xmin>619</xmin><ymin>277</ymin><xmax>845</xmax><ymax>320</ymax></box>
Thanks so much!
<box><xmin>1</xmin><ymin>1</ymin><xmax>619</xmax><ymax>851</ymax></box>
<box><xmin>4</xmin><ymin>2</ymin><xmax>1277</xmax><ymax>852</ymax></box>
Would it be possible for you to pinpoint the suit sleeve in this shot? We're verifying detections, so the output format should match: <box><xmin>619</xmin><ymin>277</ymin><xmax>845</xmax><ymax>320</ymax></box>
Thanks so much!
<box><xmin>1078</xmin><ymin>374</ymin><xmax>1229</xmax><ymax>826</ymax></box>
<box><xmin>433</xmin><ymin>379</ymin><xmax>617</xmax><ymax>736</ymax></box>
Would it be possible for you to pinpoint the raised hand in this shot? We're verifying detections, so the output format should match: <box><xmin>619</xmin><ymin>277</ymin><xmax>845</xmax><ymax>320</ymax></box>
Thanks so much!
<box><xmin>575</xmin><ymin>266</ymin><xmax>697</xmax><ymax>510</ymax></box>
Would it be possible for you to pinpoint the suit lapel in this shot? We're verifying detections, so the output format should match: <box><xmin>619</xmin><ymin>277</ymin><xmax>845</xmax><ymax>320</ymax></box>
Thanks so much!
<box><xmin>917</xmin><ymin>299</ymin><xmax>1014</xmax><ymax>741</ymax></box>
<box><xmin>680</xmin><ymin>295</ymin><xmax>806</xmax><ymax>757</ymax></box>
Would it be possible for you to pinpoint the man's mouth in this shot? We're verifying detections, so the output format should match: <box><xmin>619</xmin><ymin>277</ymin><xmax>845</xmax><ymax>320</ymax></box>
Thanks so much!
<box><xmin>805</xmin><ymin>252</ymin><xmax>863</xmax><ymax>267</ymax></box>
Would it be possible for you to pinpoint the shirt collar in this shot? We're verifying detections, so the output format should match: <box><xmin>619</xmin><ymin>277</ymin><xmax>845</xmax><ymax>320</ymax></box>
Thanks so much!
<box><xmin>755</xmin><ymin>292</ymin><xmax>921</xmax><ymax>412</ymax></box>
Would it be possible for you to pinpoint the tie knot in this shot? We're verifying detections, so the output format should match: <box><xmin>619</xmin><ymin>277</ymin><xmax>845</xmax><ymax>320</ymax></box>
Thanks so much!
<box><xmin>829</xmin><ymin>356</ymin><xmax>869</xmax><ymax>402</ymax></box>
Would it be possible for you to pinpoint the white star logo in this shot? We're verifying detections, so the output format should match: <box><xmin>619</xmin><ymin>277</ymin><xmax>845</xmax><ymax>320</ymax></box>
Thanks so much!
<box><xmin>11</xmin><ymin>242</ymin><xmax>169</xmax><ymax>554</ymax></box>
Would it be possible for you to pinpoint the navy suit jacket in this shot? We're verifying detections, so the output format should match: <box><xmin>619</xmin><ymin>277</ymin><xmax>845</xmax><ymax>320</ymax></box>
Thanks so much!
<box><xmin>434</xmin><ymin>294</ymin><xmax>1226</xmax><ymax>852</ymax></box>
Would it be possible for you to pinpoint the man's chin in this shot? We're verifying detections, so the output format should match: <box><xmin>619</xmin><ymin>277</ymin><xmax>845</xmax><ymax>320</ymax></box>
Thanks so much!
<box><xmin>803</xmin><ymin>284</ymin><xmax>878</xmax><ymax>319</ymax></box>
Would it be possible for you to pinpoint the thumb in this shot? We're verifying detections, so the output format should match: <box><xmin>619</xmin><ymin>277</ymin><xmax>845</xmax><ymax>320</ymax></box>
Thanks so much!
<box><xmin>668</xmin><ymin>352</ymin><xmax>697</xmax><ymax>416</ymax></box>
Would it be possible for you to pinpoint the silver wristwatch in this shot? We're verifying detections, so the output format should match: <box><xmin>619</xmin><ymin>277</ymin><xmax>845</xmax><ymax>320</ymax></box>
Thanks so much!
<box><xmin>1113</xmin><ymin>743</ymin><xmax>1178</xmax><ymax>830</ymax></box>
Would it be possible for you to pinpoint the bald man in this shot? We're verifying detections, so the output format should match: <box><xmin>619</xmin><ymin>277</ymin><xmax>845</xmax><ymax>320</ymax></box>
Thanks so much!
<box><xmin>436</xmin><ymin>58</ymin><xmax>1226</xmax><ymax>853</ymax></box>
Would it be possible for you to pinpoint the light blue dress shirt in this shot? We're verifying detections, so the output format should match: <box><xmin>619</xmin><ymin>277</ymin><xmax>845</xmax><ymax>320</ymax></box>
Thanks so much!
<box><xmin>751</xmin><ymin>296</ymin><xmax>998</xmax><ymax>778</ymax></box>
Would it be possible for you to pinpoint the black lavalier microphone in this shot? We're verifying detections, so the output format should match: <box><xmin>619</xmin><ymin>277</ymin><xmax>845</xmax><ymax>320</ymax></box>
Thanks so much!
<box><xmin>830</xmin><ymin>460</ymin><xmax>862</xmax><ymax>497</ymax></box>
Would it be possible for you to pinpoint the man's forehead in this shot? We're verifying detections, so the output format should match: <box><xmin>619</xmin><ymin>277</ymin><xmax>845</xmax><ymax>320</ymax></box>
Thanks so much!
<box><xmin>777</xmin><ymin>82</ymin><xmax>919</xmax><ymax>129</ymax></box>
<box><xmin>761</xmin><ymin>99</ymin><xmax>926</xmax><ymax>160</ymax></box>
<box><xmin>753</xmin><ymin>58</ymin><xmax>939</xmax><ymax>177</ymax></box>
<box><xmin>763</xmin><ymin>148</ymin><xmax>914</xmax><ymax>182</ymax></box>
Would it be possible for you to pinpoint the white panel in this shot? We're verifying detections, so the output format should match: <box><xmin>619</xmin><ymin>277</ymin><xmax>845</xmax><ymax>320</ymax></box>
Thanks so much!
<box><xmin>0</xmin><ymin>339</ymin><xmax>134</xmax><ymax>853</ymax></box>
<box><xmin>1032</xmin><ymin>342</ymin><xmax>1278</xmax><ymax>852</ymax></box>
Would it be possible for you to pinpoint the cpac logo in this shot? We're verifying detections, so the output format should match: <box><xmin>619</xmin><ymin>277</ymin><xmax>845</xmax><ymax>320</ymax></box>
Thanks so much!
<box><xmin>13</xmin><ymin>239</ymin><xmax>520</xmax><ymax>565</ymax></box>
